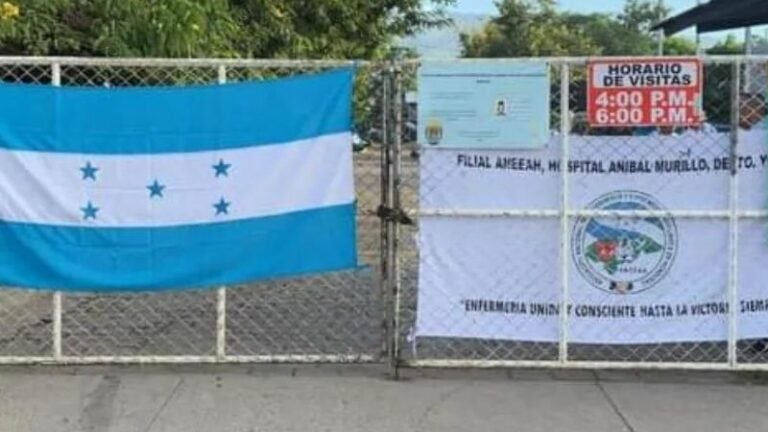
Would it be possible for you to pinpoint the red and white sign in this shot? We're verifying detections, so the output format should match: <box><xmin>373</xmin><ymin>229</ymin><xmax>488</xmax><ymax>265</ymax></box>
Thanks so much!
<box><xmin>587</xmin><ymin>58</ymin><xmax>703</xmax><ymax>127</ymax></box>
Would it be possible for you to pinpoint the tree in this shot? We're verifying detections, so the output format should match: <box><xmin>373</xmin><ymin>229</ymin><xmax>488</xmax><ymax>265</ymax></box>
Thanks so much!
<box><xmin>688</xmin><ymin>34</ymin><xmax>768</xmax><ymax>126</ymax></box>
<box><xmin>0</xmin><ymin>0</ymin><xmax>456</xmax><ymax>59</ymax></box>
<box><xmin>461</xmin><ymin>0</ymin><xmax>673</xmax><ymax>58</ymax></box>
<box><xmin>0</xmin><ymin>0</ymin><xmax>241</xmax><ymax>57</ymax></box>
<box><xmin>461</xmin><ymin>0</ymin><xmax>597</xmax><ymax>57</ymax></box>
<box><xmin>706</xmin><ymin>34</ymin><xmax>744</xmax><ymax>55</ymax></box>
<box><xmin>752</xmin><ymin>35</ymin><xmax>768</xmax><ymax>53</ymax></box>
<box><xmin>96</xmin><ymin>0</ymin><xmax>242</xmax><ymax>57</ymax></box>
<box><xmin>663</xmin><ymin>36</ymin><xmax>696</xmax><ymax>55</ymax></box>
<box><xmin>618</xmin><ymin>0</ymin><xmax>669</xmax><ymax>33</ymax></box>
<box><xmin>229</xmin><ymin>0</ymin><xmax>455</xmax><ymax>59</ymax></box>
<box><xmin>562</xmin><ymin>12</ymin><xmax>654</xmax><ymax>56</ymax></box>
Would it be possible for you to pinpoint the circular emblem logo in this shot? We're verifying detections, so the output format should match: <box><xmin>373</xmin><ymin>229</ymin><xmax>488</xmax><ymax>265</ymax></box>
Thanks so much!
<box><xmin>572</xmin><ymin>191</ymin><xmax>678</xmax><ymax>295</ymax></box>
<box><xmin>424</xmin><ymin>119</ymin><xmax>443</xmax><ymax>146</ymax></box>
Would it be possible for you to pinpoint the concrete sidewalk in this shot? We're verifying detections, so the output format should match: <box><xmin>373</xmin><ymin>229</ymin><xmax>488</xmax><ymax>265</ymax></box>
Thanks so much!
<box><xmin>1</xmin><ymin>365</ymin><xmax>767</xmax><ymax>432</ymax></box>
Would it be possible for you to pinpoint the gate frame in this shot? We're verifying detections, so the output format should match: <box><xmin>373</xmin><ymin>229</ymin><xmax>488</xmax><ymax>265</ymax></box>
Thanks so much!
<box><xmin>393</xmin><ymin>55</ymin><xmax>768</xmax><ymax>373</ymax></box>
<box><xmin>0</xmin><ymin>55</ymin><xmax>768</xmax><ymax>370</ymax></box>
<box><xmin>0</xmin><ymin>56</ymin><xmax>387</xmax><ymax>366</ymax></box>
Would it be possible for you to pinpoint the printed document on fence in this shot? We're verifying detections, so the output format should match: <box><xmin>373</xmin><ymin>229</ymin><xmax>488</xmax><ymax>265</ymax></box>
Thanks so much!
<box><xmin>416</xmin><ymin>131</ymin><xmax>768</xmax><ymax>344</ymax></box>
<box><xmin>417</xmin><ymin>61</ymin><xmax>550</xmax><ymax>150</ymax></box>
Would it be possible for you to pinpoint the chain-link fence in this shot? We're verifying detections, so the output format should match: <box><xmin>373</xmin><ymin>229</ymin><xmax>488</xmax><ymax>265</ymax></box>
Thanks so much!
<box><xmin>1</xmin><ymin>56</ymin><xmax>768</xmax><ymax>371</ymax></box>
<box><xmin>0</xmin><ymin>58</ymin><xmax>391</xmax><ymax>364</ymax></box>
<box><xmin>397</xmin><ymin>57</ymin><xmax>768</xmax><ymax>371</ymax></box>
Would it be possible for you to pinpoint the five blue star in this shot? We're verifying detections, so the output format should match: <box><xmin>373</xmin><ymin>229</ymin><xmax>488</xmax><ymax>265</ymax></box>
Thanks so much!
<box><xmin>147</xmin><ymin>179</ymin><xmax>166</xmax><ymax>198</ymax></box>
<box><xmin>80</xmin><ymin>161</ymin><xmax>99</xmax><ymax>181</ymax></box>
<box><xmin>213</xmin><ymin>197</ymin><xmax>231</xmax><ymax>216</ymax></box>
<box><xmin>212</xmin><ymin>159</ymin><xmax>232</xmax><ymax>177</ymax></box>
<box><xmin>83</xmin><ymin>162</ymin><xmax>237</xmax><ymax>219</ymax></box>
<box><xmin>81</xmin><ymin>201</ymin><xmax>99</xmax><ymax>220</ymax></box>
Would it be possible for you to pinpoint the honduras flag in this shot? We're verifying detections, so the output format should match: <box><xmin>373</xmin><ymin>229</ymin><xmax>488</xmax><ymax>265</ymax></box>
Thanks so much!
<box><xmin>0</xmin><ymin>68</ymin><xmax>357</xmax><ymax>292</ymax></box>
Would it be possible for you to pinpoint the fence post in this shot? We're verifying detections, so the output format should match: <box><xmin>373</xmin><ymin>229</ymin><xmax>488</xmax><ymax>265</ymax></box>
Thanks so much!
<box><xmin>51</xmin><ymin>61</ymin><xmax>63</xmax><ymax>362</ymax></box>
<box><xmin>380</xmin><ymin>65</ymin><xmax>393</xmax><ymax>367</ymax></box>
<box><xmin>216</xmin><ymin>64</ymin><xmax>228</xmax><ymax>362</ymax></box>
<box><xmin>558</xmin><ymin>63</ymin><xmax>571</xmax><ymax>364</ymax></box>
<box><xmin>727</xmin><ymin>60</ymin><xmax>741</xmax><ymax>367</ymax></box>
<box><xmin>389</xmin><ymin>62</ymin><xmax>404</xmax><ymax>377</ymax></box>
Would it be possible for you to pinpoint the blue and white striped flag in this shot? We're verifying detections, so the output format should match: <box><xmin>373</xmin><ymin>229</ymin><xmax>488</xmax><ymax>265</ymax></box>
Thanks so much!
<box><xmin>0</xmin><ymin>68</ymin><xmax>357</xmax><ymax>291</ymax></box>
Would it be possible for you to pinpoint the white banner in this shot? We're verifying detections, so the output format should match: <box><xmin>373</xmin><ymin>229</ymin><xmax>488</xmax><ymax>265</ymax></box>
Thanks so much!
<box><xmin>416</xmin><ymin>130</ymin><xmax>768</xmax><ymax>344</ymax></box>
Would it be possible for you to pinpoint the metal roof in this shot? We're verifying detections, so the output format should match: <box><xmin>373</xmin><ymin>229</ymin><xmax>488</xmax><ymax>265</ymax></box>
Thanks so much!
<box><xmin>652</xmin><ymin>0</ymin><xmax>768</xmax><ymax>35</ymax></box>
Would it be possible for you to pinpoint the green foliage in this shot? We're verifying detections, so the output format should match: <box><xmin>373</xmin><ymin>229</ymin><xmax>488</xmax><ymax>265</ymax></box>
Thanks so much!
<box><xmin>701</xmin><ymin>34</ymin><xmax>762</xmax><ymax>126</ymax></box>
<box><xmin>0</xmin><ymin>0</ymin><xmax>83</xmax><ymax>55</ymax></box>
<box><xmin>618</xmin><ymin>0</ymin><xmax>669</xmax><ymax>32</ymax></box>
<box><xmin>96</xmin><ymin>0</ymin><xmax>242</xmax><ymax>57</ymax></box>
<box><xmin>563</xmin><ymin>12</ymin><xmax>654</xmax><ymax>56</ymax></box>
<box><xmin>0</xmin><ymin>0</ymin><xmax>241</xmax><ymax>56</ymax></box>
<box><xmin>663</xmin><ymin>36</ymin><xmax>696</xmax><ymax>55</ymax></box>
<box><xmin>706</xmin><ymin>34</ymin><xmax>744</xmax><ymax>55</ymax></box>
<box><xmin>705</xmin><ymin>34</ymin><xmax>768</xmax><ymax>55</ymax></box>
<box><xmin>461</xmin><ymin>0</ymin><xmax>674</xmax><ymax>58</ymax></box>
<box><xmin>229</xmin><ymin>0</ymin><xmax>454</xmax><ymax>59</ymax></box>
<box><xmin>461</xmin><ymin>0</ymin><xmax>597</xmax><ymax>57</ymax></box>
<box><xmin>0</xmin><ymin>0</ymin><xmax>456</xmax><ymax>59</ymax></box>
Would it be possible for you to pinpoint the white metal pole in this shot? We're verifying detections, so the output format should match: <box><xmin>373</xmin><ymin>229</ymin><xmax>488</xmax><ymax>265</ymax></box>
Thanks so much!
<box><xmin>727</xmin><ymin>61</ymin><xmax>741</xmax><ymax>367</ymax></box>
<box><xmin>51</xmin><ymin>62</ymin><xmax>63</xmax><ymax>362</ymax></box>
<box><xmin>657</xmin><ymin>31</ymin><xmax>665</xmax><ymax>56</ymax></box>
<box><xmin>558</xmin><ymin>64</ymin><xmax>571</xmax><ymax>364</ymax></box>
<box><xmin>744</xmin><ymin>27</ymin><xmax>753</xmax><ymax>93</ymax></box>
<box><xmin>216</xmin><ymin>64</ymin><xmax>228</xmax><ymax>361</ymax></box>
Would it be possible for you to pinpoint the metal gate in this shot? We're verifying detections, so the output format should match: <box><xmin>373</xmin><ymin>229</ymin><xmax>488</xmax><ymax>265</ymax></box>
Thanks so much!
<box><xmin>1</xmin><ymin>56</ymin><xmax>768</xmax><ymax>371</ymax></box>
<box><xmin>393</xmin><ymin>56</ymin><xmax>768</xmax><ymax>371</ymax></box>
<box><xmin>0</xmin><ymin>57</ymin><xmax>391</xmax><ymax>364</ymax></box>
